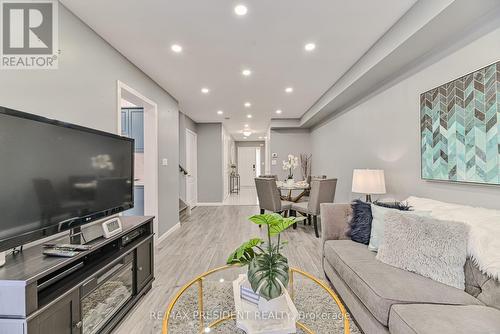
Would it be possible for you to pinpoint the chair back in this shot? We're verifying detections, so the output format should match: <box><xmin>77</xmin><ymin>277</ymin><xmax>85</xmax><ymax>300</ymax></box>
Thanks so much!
<box><xmin>306</xmin><ymin>175</ymin><xmax>327</xmax><ymax>184</ymax></box>
<box><xmin>308</xmin><ymin>178</ymin><xmax>337</xmax><ymax>215</ymax></box>
<box><xmin>259</xmin><ymin>175</ymin><xmax>278</xmax><ymax>181</ymax></box>
<box><xmin>255</xmin><ymin>177</ymin><xmax>282</xmax><ymax>212</ymax></box>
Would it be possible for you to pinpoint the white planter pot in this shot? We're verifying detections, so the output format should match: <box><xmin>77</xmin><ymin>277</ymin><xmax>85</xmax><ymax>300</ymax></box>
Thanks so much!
<box><xmin>286</xmin><ymin>178</ymin><xmax>294</xmax><ymax>186</ymax></box>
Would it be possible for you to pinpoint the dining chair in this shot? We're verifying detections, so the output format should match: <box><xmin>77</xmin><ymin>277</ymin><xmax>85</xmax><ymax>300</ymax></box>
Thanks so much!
<box><xmin>290</xmin><ymin>178</ymin><xmax>337</xmax><ymax>238</ymax></box>
<box><xmin>259</xmin><ymin>174</ymin><xmax>278</xmax><ymax>180</ymax></box>
<box><xmin>306</xmin><ymin>175</ymin><xmax>327</xmax><ymax>184</ymax></box>
<box><xmin>254</xmin><ymin>178</ymin><xmax>293</xmax><ymax>227</ymax></box>
<box><xmin>302</xmin><ymin>175</ymin><xmax>327</xmax><ymax>201</ymax></box>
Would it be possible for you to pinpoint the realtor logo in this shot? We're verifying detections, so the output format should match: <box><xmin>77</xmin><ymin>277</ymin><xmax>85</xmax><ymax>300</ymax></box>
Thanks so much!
<box><xmin>1</xmin><ymin>0</ymin><xmax>58</xmax><ymax>69</ymax></box>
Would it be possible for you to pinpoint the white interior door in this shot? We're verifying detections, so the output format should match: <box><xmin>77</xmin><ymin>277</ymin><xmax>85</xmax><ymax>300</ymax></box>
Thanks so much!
<box><xmin>238</xmin><ymin>147</ymin><xmax>257</xmax><ymax>187</ymax></box>
<box><xmin>186</xmin><ymin>129</ymin><xmax>198</xmax><ymax>207</ymax></box>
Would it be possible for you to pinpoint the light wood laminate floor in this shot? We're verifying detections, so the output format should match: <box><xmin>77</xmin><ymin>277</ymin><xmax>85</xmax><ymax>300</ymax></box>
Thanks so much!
<box><xmin>223</xmin><ymin>186</ymin><xmax>259</xmax><ymax>206</ymax></box>
<box><xmin>113</xmin><ymin>205</ymin><xmax>323</xmax><ymax>334</ymax></box>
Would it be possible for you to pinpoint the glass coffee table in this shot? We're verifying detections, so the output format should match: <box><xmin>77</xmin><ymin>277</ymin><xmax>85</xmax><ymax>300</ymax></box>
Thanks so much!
<box><xmin>162</xmin><ymin>265</ymin><xmax>357</xmax><ymax>334</ymax></box>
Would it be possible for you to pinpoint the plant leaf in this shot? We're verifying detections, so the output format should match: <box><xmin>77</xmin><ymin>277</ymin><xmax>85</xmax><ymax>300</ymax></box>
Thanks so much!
<box><xmin>226</xmin><ymin>238</ymin><xmax>263</xmax><ymax>265</ymax></box>
<box><xmin>248</xmin><ymin>213</ymin><xmax>282</xmax><ymax>226</ymax></box>
<box><xmin>268</xmin><ymin>216</ymin><xmax>305</xmax><ymax>236</ymax></box>
<box><xmin>247</xmin><ymin>253</ymin><xmax>289</xmax><ymax>300</ymax></box>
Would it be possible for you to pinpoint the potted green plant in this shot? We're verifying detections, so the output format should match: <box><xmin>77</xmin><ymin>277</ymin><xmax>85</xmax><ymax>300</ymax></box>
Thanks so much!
<box><xmin>227</xmin><ymin>213</ymin><xmax>304</xmax><ymax>301</ymax></box>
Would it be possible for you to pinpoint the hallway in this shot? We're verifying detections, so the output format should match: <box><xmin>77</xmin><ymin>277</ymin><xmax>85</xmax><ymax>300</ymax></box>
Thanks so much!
<box><xmin>223</xmin><ymin>186</ymin><xmax>259</xmax><ymax>206</ymax></box>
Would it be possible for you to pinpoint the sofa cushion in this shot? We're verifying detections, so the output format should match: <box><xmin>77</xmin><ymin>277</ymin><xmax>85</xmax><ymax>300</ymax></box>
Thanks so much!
<box><xmin>465</xmin><ymin>259</ymin><xmax>500</xmax><ymax>310</ymax></box>
<box><xmin>324</xmin><ymin>240</ymin><xmax>482</xmax><ymax>326</ymax></box>
<box><xmin>389</xmin><ymin>304</ymin><xmax>500</xmax><ymax>334</ymax></box>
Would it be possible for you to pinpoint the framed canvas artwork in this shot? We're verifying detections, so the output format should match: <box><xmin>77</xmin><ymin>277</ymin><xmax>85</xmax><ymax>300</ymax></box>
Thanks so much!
<box><xmin>420</xmin><ymin>61</ymin><xmax>500</xmax><ymax>185</ymax></box>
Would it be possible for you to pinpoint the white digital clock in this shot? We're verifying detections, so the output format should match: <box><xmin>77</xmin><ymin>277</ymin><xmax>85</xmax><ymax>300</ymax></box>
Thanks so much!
<box><xmin>102</xmin><ymin>218</ymin><xmax>123</xmax><ymax>238</ymax></box>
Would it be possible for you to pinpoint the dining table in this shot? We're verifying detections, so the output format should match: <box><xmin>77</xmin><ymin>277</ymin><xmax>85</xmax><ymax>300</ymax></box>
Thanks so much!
<box><xmin>276</xmin><ymin>180</ymin><xmax>310</xmax><ymax>202</ymax></box>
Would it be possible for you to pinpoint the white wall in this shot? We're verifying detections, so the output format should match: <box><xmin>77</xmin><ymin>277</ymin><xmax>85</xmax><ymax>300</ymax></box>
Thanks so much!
<box><xmin>311</xmin><ymin>27</ymin><xmax>500</xmax><ymax>209</ymax></box>
<box><xmin>270</xmin><ymin>129</ymin><xmax>311</xmax><ymax>180</ymax></box>
<box><xmin>0</xmin><ymin>5</ymin><xmax>179</xmax><ymax>236</ymax></box>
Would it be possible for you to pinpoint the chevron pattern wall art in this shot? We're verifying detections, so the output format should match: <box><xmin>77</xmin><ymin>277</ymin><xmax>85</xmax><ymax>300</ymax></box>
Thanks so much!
<box><xmin>421</xmin><ymin>61</ymin><xmax>500</xmax><ymax>185</ymax></box>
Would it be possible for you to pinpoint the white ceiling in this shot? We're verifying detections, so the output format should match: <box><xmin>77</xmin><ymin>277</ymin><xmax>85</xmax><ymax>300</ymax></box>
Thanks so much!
<box><xmin>61</xmin><ymin>0</ymin><xmax>417</xmax><ymax>140</ymax></box>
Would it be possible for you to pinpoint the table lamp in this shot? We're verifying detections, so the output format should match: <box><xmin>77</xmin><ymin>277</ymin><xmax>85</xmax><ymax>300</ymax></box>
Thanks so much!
<box><xmin>352</xmin><ymin>169</ymin><xmax>386</xmax><ymax>202</ymax></box>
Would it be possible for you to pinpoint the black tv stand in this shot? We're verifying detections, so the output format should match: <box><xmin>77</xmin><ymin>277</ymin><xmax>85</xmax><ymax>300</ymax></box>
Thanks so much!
<box><xmin>0</xmin><ymin>216</ymin><xmax>155</xmax><ymax>334</ymax></box>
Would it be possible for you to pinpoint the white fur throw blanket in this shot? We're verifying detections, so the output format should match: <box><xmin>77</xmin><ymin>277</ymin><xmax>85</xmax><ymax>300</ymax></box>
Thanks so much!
<box><xmin>406</xmin><ymin>196</ymin><xmax>500</xmax><ymax>280</ymax></box>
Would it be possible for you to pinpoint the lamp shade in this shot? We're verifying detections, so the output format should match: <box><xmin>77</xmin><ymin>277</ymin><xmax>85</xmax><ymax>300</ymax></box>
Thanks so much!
<box><xmin>352</xmin><ymin>169</ymin><xmax>386</xmax><ymax>195</ymax></box>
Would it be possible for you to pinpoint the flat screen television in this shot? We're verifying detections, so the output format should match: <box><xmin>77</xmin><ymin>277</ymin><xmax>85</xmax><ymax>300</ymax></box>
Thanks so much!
<box><xmin>0</xmin><ymin>107</ymin><xmax>134</xmax><ymax>251</ymax></box>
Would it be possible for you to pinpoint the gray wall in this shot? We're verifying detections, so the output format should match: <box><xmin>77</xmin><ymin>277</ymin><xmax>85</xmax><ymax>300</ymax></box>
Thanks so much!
<box><xmin>197</xmin><ymin>123</ymin><xmax>223</xmax><ymax>203</ymax></box>
<box><xmin>235</xmin><ymin>141</ymin><xmax>265</xmax><ymax>174</ymax></box>
<box><xmin>0</xmin><ymin>5</ymin><xmax>179</xmax><ymax>236</ymax></box>
<box><xmin>311</xmin><ymin>26</ymin><xmax>500</xmax><ymax>209</ymax></box>
<box><xmin>270</xmin><ymin>129</ymin><xmax>311</xmax><ymax>181</ymax></box>
<box><xmin>179</xmin><ymin>112</ymin><xmax>197</xmax><ymax>201</ymax></box>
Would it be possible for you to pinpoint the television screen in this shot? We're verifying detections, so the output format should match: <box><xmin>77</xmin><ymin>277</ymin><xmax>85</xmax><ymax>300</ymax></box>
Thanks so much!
<box><xmin>0</xmin><ymin>107</ymin><xmax>134</xmax><ymax>251</ymax></box>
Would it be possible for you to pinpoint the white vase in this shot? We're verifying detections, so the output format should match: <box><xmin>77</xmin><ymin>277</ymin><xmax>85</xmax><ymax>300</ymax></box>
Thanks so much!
<box><xmin>286</xmin><ymin>178</ymin><xmax>294</xmax><ymax>186</ymax></box>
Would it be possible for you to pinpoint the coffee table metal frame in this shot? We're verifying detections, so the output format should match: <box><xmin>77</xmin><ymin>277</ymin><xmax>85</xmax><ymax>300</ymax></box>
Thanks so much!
<box><xmin>162</xmin><ymin>265</ymin><xmax>351</xmax><ymax>334</ymax></box>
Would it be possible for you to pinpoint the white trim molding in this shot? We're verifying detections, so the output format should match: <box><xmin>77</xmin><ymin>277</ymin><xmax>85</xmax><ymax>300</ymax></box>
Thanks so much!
<box><xmin>117</xmin><ymin>80</ymin><xmax>160</xmax><ymax>243</ymax></box>
<box><xmin>157</xmin><ymin>222</ymin><xmax>181</xmax><ymax>245</ymax></box>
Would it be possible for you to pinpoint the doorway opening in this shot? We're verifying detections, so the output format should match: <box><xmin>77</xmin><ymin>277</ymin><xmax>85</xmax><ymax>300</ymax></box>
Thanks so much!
<box><xmin>116</xmin><ymin>81</ymin><xmax>159</xmax><ymax>241</ymax></box>
<box><xmin>185</xmin><ymin>128</ymin><xmax>198</xmax><ymax>208</ymax></box>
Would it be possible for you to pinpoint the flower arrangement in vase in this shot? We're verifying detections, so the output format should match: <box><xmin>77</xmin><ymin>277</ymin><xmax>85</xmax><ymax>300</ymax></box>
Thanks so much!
<box><xmin>282</xmin><ymin>154</ymin><xmax>299</xmax><ymax>185</ymax></box>
<box><xmin>227</xmin><ymin>213</ymin><xmax>304</xmax><ymax>302</ymax></box>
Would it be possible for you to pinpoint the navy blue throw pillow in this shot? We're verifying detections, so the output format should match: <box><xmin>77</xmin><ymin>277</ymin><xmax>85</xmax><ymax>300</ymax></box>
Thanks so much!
<box><xmin>373</xmin><ymin>200</ymin><xmax>411</xmax><ymax>211</ymax></box>
<box><xmin>349</xmin><ymin>200</ymin><xmax>372</xmax><ymax>245</ymax></box>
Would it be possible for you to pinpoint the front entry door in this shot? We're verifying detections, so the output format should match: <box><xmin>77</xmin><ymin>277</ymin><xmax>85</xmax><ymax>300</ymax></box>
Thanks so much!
<box><xmin>238</xmin><ymin>147</ymin><xmax>257</xmax><ymax>187</ymax></box>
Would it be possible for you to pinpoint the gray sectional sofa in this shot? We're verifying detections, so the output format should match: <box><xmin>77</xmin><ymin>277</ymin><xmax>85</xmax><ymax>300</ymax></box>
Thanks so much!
<box><xmin>320</xmin><ymin>203</ymin><xmax>500</xmax><ymax>334</ymax></box>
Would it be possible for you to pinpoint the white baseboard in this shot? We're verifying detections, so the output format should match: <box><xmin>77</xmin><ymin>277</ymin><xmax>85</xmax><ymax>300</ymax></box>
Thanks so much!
<box><xmin>196</xmin><ymin>202</ymin><xmax>223</xmax><ymax>206</ymax></box>
<box><xmin>157</xmin><ymin>222</ymin><xmax>180</xmax><ymax>244</ymax></box>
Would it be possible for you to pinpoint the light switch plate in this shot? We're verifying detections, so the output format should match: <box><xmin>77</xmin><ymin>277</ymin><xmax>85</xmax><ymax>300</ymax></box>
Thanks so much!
<box><xmin>162</xmin><ymin>158</ymin><xmax>168</xmax><ymax>166</ymax></box>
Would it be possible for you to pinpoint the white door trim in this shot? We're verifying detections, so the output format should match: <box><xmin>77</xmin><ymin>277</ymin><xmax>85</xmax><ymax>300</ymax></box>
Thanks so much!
<box><xmin>186</xmin><ymin>128</ymin><xmax>198</xmax><ymax>207</ymax></box>
<box><xmin>116</xmin><ymin>80</ymin><xmax>159</xmax><ymax>243</ymax></box>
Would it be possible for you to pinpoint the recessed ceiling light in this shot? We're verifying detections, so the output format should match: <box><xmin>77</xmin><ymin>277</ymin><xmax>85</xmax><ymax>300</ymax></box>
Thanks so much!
<box><xmin>234</xmin><ymin>4</ymin><xmax>248</xmax><ymax>16</ymax></box>
<box><xmin>242</xmin><ymin>69</ymin><xmax>252</xmax><ymax>76</ymax></box>
<box><xmin>243</xmin><ymin>136</ymin><xmax>247</xmax><ymax>139</ymax></box>
<box><xmin>243</xmin><ymin>131</ymin><xmax>252</xmax><ymax>137</ymax></box>
<box><xmin>247</xmin><ymin>114</ymin><xmax>252</xmax><ymax>118</ymax></box>
<box><xmin>201</xmin><ymin>87</ymin><xmax>210</xmax><ymax>94</ymax></box>
<box><xmin>276</xmin><ymin>109</ymin><xmax>283</xmax><ymax>114</ymax></box>
<box><xmin>171</xmin><ymin>44</ymin><xmax>183</xmax><ymax>53</ymax></box>
<box><xmin>285</xmin><ymin>87</ymin><xmax>294</xmax><ymax>93</ymax></box>
<box><xmin>244</xmin><ymin>102</ymin><xmax>251</xmax><ymax>107</ymax></box>
<box><xmin>244</xmin><ymin>124</ymin><xmax>249</xmax><ymax>127</ymax></box>
<box><xmin>217</xmin><ymin>110</ymin><xmax>223</xmax><ymax>115</ymax></box>
<box><xmin>304</xmin><ymin>43</ymin><xmax>316</xmax><ymax>52</ymax></box>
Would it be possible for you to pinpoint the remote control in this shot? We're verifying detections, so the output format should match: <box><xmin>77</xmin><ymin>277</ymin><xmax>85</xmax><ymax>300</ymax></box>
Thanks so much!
<box><xmin>43</xmin><ymin>244</ymin><xmax>91</xmax><ymax>251</ymax></box>
<box><xmin>43</xmin><ymin>249</ymin><xmax>79</xmax><ymax>258</ymax></box>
